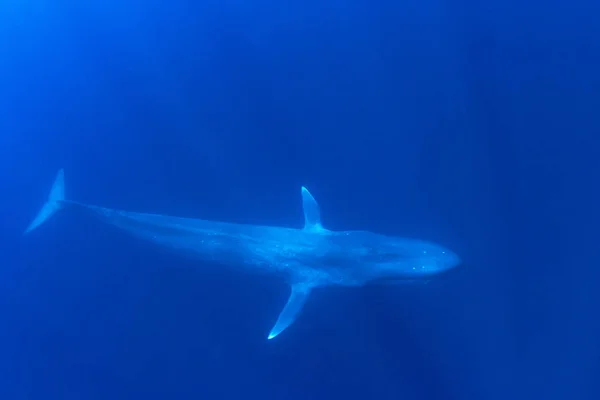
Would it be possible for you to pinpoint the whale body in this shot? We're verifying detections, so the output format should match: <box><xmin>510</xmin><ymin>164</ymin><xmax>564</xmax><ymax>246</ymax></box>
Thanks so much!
<box><xmin>25</xmin><ymin>169</ymin><xmax>460</xmax><ymax>339</ymax></box>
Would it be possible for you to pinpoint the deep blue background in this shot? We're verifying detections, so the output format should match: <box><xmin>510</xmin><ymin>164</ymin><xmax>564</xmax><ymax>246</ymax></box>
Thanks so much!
<box><xmin>1</xmin><ymin>0</ymin><xmax>599</xmax><ymax>399</ymax></box>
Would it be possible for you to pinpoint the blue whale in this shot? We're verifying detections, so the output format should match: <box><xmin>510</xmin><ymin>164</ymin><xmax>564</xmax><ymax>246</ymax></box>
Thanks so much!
<box><xmin>25</xmin><ymin>169</ymin><xmax>460</xmax><ymax>339</ymax></box>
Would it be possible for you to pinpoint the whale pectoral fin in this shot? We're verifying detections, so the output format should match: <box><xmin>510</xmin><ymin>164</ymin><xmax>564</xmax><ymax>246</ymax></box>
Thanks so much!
<box><xmin>268</xmin><ymin>283</ymin><xmax>313</xmax><ymax>340</ymax></box>
<box><xmin>301</xmin><ymin>187</ymin><xmax>324</xmax><ymax>232</ymax></box>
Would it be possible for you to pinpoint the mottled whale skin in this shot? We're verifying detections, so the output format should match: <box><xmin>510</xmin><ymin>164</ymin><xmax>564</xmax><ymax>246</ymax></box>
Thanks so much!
<box><xmin>25</xmin><ymin>169</ymin><xmax>460</xmax><ymax>339</ymax></box>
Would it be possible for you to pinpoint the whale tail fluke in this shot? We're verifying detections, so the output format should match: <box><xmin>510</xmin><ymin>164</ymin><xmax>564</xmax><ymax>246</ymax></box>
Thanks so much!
<box><xmin>24</xmin><ymin>169</ymin><xmax>65</xmax><ymax>234</ymax></box>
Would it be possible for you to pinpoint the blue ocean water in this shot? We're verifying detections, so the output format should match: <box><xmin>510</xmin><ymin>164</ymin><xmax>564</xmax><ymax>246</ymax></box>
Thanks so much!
<box><xmin>1</xmin><ymin>0</ymin><xmax>599</xmax><ymax>399</ymax></box>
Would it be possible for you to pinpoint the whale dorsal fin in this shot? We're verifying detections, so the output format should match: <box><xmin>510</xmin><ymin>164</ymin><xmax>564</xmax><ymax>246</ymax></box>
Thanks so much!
<box><xmin>301</xmin><ymin>187</ymin><xmax>324</xmax><ymax>232</ymax></box>
<box><xmin>268</xmin><ymin>283</ymin><xmax>313</xmax><ymax>340</ymax></box>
